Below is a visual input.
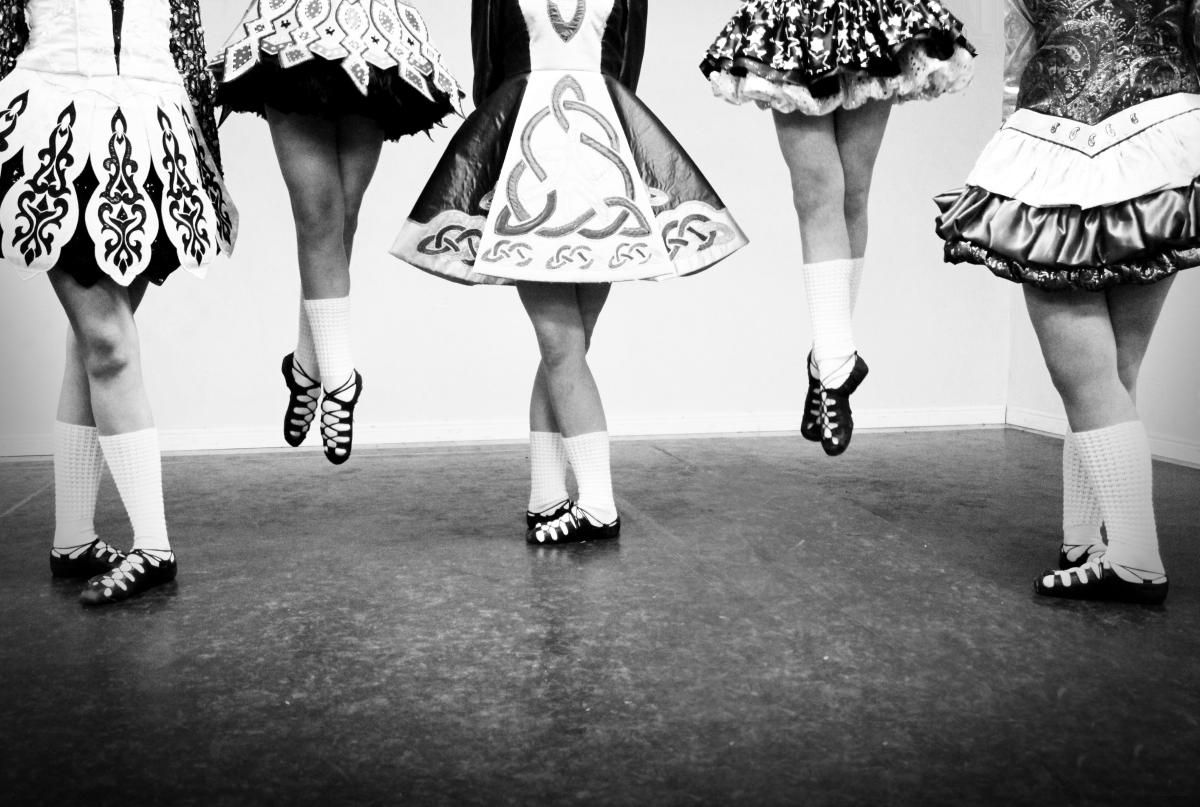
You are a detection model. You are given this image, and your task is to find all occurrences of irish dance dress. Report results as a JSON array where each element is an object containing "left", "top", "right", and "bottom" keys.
[
  {"left": 210, "top": 0, "right": 463, "bottom": 140},
  {"left": 935, "top": 0, "right": 1200, "bottom": 290},
  {"left": 391, "top": 0, "right": 749, "bottom": 285},
  {"left": 700, "top": 1, "right": 976, "bottom": 115},
  {"left": 0, "top": 0, "right": 237, "bottom": 287}
]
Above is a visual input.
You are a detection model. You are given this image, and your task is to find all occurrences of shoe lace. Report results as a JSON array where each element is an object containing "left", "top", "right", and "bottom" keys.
[
  {"left": 533, "top": 507, "right": 581, "bottom": 543},
  {"left": 321, "top": 374, "right": 360, "bottom": 458},
  {"left": 1048, "top": 556, "right": 1105, "bottom": 587}
]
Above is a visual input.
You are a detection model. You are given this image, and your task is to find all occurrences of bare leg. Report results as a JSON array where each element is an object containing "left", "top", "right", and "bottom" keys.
[
  {"left": 1108, "top": 277, "right": 1175, "bottom": 403},
  {"left": 1023, "top": 287, "right": 1131, "bottom": 432},
  {"left": 335, "top": 114, "right": 384, "bottom": 262},
  {"left": 834, "top": 98, "right": 891, "bottom": 311},
  {"left": 773, "top": 110, "right": 849, "bottom": 262},
  {"left": 1025, "top": 284, "right": 1167, "bottom": 593},
  {"left": 266, "top": 108, "right": 348, "bottom": 300},
  {"left": 49, "top": 274, "right": 152, "bottom": 436}
]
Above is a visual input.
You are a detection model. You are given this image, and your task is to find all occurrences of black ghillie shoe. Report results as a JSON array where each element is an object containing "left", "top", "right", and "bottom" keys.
[
  {"left": 1058, "top": 542, "right": 1106, "bottom": 571},
  {"left": 1034, "top": 558, "right": 1168, "bottom": 605},
  {"left": 281, "top": 353, "right": 320, "bottom": 448},
  {"left": 816, "top": 354, "right": 869, "bottom": 457},
  {"left": 800, "top": 351, "right": 822, "bottom": 443},
  {"left": 80, "top": 549, "right": 178, "bottom": 606},
  {"left": 525, "top": 504, "right": 620, "bottom": 545},
  {"left": 50, "top": 539, "right": 124, "bottom": 579},
  {"left": 320, "top": 371, "right": 363, "bottom": 465},
  {"left": 526, "top": 499, "right": 573, "bottom": 529}
]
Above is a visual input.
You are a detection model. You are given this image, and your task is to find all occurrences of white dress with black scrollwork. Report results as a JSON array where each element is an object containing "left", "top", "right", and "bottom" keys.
[{"left": 0, "top": 0, "right": 237, "bottom": 287}]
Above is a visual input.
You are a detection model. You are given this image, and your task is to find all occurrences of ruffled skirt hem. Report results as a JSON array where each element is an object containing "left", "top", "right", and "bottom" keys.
[
  {"left": 214, "top": 57, "right": 459, "bottom": 140},
  {"left": 702, "top": 38, "right": 975, "bottom": 115},
  {"left": 934, "top": 184, "right": 1200, "bottom": 291}
]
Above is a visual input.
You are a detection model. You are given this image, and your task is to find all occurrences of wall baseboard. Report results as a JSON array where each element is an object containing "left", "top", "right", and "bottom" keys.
[
  {"left": 1006, "top": 406, "right": 1200, "bottom": 468},
  {"left": 0, "top": 405, "right": 1006, "bottom": 458}
]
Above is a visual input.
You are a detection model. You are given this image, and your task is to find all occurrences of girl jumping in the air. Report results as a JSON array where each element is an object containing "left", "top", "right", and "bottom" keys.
[
  {"left": 211, "top": 0, "right": 463, "bottom": 464},
  {"left": 701, "top": 1, "right": 975, "bottom": 454}
]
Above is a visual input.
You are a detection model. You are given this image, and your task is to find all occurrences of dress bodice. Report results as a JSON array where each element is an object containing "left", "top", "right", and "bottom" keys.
[
  {"left": 471, "top": 0, "right": 646, "bottom": 104},
  {"left": 1015, "top": 0, "right": 1199, "bottom": 123},
  {"left": 18, "top": 0, "right": 178, "bottom": 81}
]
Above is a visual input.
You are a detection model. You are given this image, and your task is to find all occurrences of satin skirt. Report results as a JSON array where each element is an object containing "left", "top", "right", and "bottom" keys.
[{"left": 935, "top": 94, "right": 1200, "bottom": 291}]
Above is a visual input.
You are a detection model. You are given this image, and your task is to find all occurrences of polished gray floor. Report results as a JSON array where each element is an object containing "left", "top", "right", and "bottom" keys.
[{"left": 0, "top": 429, "right": 1197, "bottom": 806}]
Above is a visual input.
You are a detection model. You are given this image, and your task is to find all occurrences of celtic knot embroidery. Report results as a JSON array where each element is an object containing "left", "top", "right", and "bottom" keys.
[
  {"left": 548, "top": 0, "right": 586, "bottom": 42},
  {"left": 547, "top": 245, "right": 593, "bottom": 270},
  {"left": 157, "top": 107, "right": 210, "bottom": 263},
  {"left": 495, "top": 75, "right": 652, "bottom": 242},
  {"left": 0, "top": 91, "right": 28, "bottom": 151},
  {"left": 96, "top": 109, "right": 150, "bottom": 277},
  {"left": 13, "top": 104, "right": 77, "bottom": 264},
  {"left": 418, "top": 223, "right": 482, "bottom": 265},
  {"left": 608, "top": 242, "right": 652, "bottom": 269},
  {"left": 481, "top": 240, "right": 533, "bottom": 266},
  {"left": 662, "top": 213, "right": 732, "bottom": 259}
]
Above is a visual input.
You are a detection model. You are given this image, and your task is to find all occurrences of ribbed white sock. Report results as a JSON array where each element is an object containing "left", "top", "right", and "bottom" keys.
[
  {"left": 849, "top": 257, "right": 865, "bottom": 313},
  {"left": 294, "top": 299, "right": 319, "bottom": 381},
  {"left": 303, "top": 296, "right": 354, "bottom": 392},
  {"left": 53, "top": 422, "right": 104, "bottom": 551},
  {"left": 803, "top": 258, "right": 856, "bottom": 388},
  {"left": 1072, "top": 422, "right": 1163, "bottom": 579},
  {"left": 1062, "top": 429, "right": 1105, "bottom": 562},
  {"left": 529, "top": 431, "right": 569, "bottom": 514},
  {"left": 562, "top": 432, "right": 617, "bottom": 526},
  {"left": 99, "top": 428, "right": 170, "bottom": 553}
]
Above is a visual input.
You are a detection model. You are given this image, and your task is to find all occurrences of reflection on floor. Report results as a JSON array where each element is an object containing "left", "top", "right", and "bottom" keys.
[{"left": 1, "top": 429, "right": 1197, "bottom": 806}]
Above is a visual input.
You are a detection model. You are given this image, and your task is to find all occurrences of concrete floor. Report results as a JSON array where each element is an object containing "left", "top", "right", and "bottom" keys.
[{"left": 0, "top": 429, "right": 1197, "bottom": 806}]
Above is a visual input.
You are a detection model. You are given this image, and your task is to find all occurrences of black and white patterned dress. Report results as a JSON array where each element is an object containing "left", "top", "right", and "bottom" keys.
[
  {"left": 391, "top": 0, "right": 749, "bottom": 285},
  {"left": 700, "top": 0, "right": 975, "bottom": 115},
  {"left": 0, "top": 0, "right": 237, "bottom": 287},
  {"left": 210, "top": 0, "right": 464, "bottom": 140},
  {"left": 935, "top": 0, "right": 1200, "bottom": 290}
]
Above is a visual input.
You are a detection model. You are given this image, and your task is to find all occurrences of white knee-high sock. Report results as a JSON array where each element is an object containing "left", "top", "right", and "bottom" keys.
[
  {"left": 99, "top": 429, "right": 170, "bottom": 553},
  {"left": 1062, "top": 429, "right": 1104, "bottom": 560},
  {"left": 303, "top": 296, "right": 354, "bottom": 393},
  {"left": 1072, "top": 422, "right": 1163, "bottom": 579},
  {"left": 529, "top": 431, "right": 569, "bottom": 514},
  {"left": 294, "top": 299, "right": 319, "bottom": 380},
  {"left": 849, "top": 257, "right": 865, "bottom": 314},
  {"left": 53, "top": 422, "right": 104, "bottom": 551},
  {"left": 562, "top": 432, "right": 617, "bottom": 525},
  {"left": 803, "top": 258, "right": 856, "bottom": 388}
]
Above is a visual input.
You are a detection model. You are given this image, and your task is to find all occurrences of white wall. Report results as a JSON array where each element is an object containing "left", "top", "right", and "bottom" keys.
[{"left": 1, "top": 1, "right": 1020, "bottom": 456}]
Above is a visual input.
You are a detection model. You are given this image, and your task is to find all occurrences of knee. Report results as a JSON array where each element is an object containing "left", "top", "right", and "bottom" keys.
[
  {"left": 788, "top": 169, "right": 845, "bottom": 224},
  {"left": 290, "top": 193, "right": 345, "bottom": 245},
  {"left": 1116, "top": 355, "right": 1142, "bottom": 399},
  {"left": 842, "top": 182, "right": 872, "bottom": 225},
  {"left": 77, "top": 322, "right": 136, "bottom": 381},
  {"left": 535, "top": 325, "right": 587, "bottom": 371}
]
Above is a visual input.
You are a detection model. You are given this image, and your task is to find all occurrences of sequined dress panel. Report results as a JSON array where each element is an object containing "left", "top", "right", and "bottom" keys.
[{"left": 935, "top": 0, "right": 1200, "bottom": 290}]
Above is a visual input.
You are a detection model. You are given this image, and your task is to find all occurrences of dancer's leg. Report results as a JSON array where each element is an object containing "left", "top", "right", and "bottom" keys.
[
  {"left": 834, "top": 99, "right": 891, "bottom": 309},
  {"left": 519, "top": 283, "right": 617, "bottom": 531},
  {"left": 1025, "top": 285, "right": 1169, "bottom": 598}
]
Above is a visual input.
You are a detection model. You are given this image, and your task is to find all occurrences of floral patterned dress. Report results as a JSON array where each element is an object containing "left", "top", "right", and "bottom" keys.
[
  {"left": 210, "top": 0, "right": 463, "bottom": 140},
  {"left": 391, "top": 0, "right": 748, "bottom": 285},
  {"left": 935, "top": 0, "right": 1200, "bottom": 290},
  {"left": 700, "top": 0, "right": 976, "bottom": 115},
  {"left": 0, "top": 0, "right": 237, "bottom": 287}
]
